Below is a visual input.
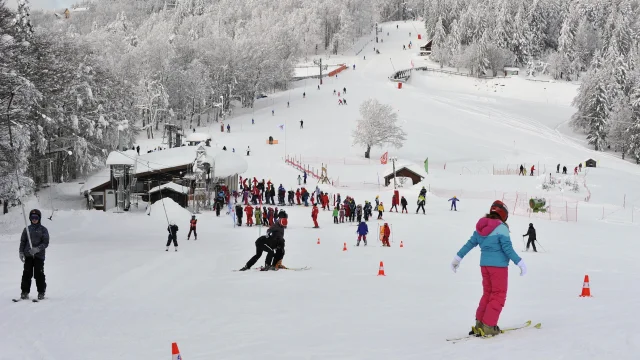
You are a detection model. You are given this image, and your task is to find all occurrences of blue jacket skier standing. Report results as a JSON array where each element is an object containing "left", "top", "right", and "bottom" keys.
[{"left": 449, "top": 196, "right": 460, "bottom": 211}]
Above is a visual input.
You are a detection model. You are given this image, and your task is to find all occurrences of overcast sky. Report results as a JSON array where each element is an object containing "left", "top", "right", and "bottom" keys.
[{"left": 6, "top": 0, "right": 77, "bottom": 10}]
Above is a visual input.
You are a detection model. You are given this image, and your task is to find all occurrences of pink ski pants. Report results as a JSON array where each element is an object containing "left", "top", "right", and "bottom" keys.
[{"left": 476, "top": 266, "right": 508, "bottom": 327}]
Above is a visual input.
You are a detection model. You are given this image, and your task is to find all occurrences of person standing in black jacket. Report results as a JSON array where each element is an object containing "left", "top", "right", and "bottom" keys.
[
  {"left": 19, "top": 209, "right": 50, "bottom": 301},
  {"left": 400, "top": 196, "right": 408, "bottom": 213},
  {"left": 166, "top": 221, "right": 179, "bottom": 252},
  {"left": 523, "top": 223, "right": 537, "bottom": 252},
  {"left": 235, "top": 204, "right": 243, "bottom": 226},
  {"left": 239, "top": 218, "right": 287, "bottom": 271}
]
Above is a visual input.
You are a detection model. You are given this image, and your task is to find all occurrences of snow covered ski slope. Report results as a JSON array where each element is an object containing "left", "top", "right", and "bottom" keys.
[{"left": 1, "top": 20, "right": 640, "bottom": 360}]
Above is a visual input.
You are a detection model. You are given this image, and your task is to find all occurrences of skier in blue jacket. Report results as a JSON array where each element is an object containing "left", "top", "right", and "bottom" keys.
[
  {"left": 356, "top": 221, "right": 368, "bottom": 246},
  {"left": 450, "top": 200, "right": 527, "bottom": 337},
  {"left": 448, "top": 196, "right": 460, "bottom": 211}
]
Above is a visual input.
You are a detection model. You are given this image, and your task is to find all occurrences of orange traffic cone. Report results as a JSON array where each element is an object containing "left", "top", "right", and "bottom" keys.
[
  {"left": 171, "top": 342, "right": 182, "bottom": 360},
  {"left": 317, "top": 238, "right": 320, "bottom": 245},
  {"left": 343, "top": 242, "right": 347, "bottom": 251},
  {"left": 579, "top": 275, "right": 592, "bottom": 297},
  {"left": 400, "top": 241, "right": 404, "bottom": 248},
  {"left": 377, "top": 261, "right": 386, "bottom": 276}
]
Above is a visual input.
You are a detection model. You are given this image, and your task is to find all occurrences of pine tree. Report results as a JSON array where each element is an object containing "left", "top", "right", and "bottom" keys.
[{"left": 571, "top": 54, "right": 612, "bottom": 151}]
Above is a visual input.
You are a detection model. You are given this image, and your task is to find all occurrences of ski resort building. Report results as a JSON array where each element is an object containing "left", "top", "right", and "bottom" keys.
[
  {"left": 81, "top": 145, "right": 247, "bottom": 212},
  {"left": 383, "top": 164, "right": 425, "bottom": 187}
]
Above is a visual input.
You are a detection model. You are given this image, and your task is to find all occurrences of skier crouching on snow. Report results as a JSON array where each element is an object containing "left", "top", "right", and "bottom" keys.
[
  {"left": 19, "top": 209, "right": 50, "bottom": 301},
  {"left": 450, "top": 200, "right": 527, "bottom": 337},
  {"left": 166, "top": 221, "right": 179, "bottom": 252},
  {"left": 239, "top": 218, "right": 288, "bottom": 271}
]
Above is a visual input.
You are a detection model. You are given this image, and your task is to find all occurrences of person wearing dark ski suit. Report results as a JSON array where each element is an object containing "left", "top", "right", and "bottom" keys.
[
  {"left": 523, "top": 223, "right": 537, "bottom": 252},
  {"left": 401, "top": 196, "right": 408, "bottom": 213},
  {"left": 239, "top": 218, "right": 287, "bottom": 271},
  {"left": 19, "top": 209, "right": 50, "bottom": 300},
  {"left": 235, "top": 204, "right": 243, "bottom": 226},
  {"left": 188, "top": 216, "right": 197, "bottom": 240},
  {"left": 356, "top": 221, "right": 368, "bottom": 246},
  {"left": 449, "top": 196, "right": 460, "bottom": 211},
  {"left": 166, "top": 222, "right": 179, "bottom": 251},
  {"left": 417, "top": 195, "right": 426, "bottom": 214}
]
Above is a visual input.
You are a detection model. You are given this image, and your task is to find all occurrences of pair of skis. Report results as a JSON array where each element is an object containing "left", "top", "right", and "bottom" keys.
[
  {"left": 12, "top": 297, "right": 45, "bottom": 303},
  {"left": 233, "top": 266, "right": 311, "bottom": 272},
  {"left": 446, "top": 320, "right": 541, "bottom": 343}
]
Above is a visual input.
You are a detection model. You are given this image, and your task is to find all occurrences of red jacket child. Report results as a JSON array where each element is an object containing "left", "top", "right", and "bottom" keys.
[
  {"left": 382, "top": 223, "right": 391, "bottom": 247},
  {"left": 311, "top": 204, "right": 319, "bottom": 228},
  {"left": 296, "top": 189, "right": 301, "bottom": 205},
  {"left": 245, "top": 205, "right": 254, "bottom": 226}
]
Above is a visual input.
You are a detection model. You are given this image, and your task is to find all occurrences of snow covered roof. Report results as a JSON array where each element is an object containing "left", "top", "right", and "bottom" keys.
[
  {"left": 135, "top": 145, "right": 247, "bottom": 178},
  {"left": 382, "top": 162, "right": 427, "bottom": 178},
  {"left": 105, "top": 150, "right": 137, "bottom": 166},
  {"left": 148, "top": 182, "right": 190, "bottom": 195},
  {"left": 79, "top": 168, "right": 111, "bottom": 194},
  {"left": 186, "top": 132, "right": 212, "bottom": 143}
]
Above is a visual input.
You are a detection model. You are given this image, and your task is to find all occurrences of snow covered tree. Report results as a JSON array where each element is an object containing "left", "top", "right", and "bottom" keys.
[
  {"left": 571, "top": 56, "right": 612, "bottom": 151},
  {"left": 352, "top": 99, "right": 407, "bottom": 159},
  {"left": 431, "top": 16, "right": 448, "bottom": 67}
]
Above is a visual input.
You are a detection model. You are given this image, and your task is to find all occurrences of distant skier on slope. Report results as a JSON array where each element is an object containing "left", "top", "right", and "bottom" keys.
[
  {"left": 238, "top": 218, "right": 287, "bottom": 271},
  {"left": 523, "top": 223, "right": 537, "bottom": 252},
  {"left": 449, "top": 196, "right": 460, "bottom": 211},
  {"left": 187, "top": 215, "right": 197, "bottom": 240},
  {"left": 450, "top": 200, "right": 526, "bottom": 337}
]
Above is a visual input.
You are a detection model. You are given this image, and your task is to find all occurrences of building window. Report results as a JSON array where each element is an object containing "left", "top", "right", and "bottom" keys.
[{"left": 92, "top": 193, "right": 104, "bottom": 206}]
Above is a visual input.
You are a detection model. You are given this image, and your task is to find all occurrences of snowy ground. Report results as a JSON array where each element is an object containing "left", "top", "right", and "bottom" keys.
[{"left": 1, "top": 20, "right": 640, "bottom": 359}]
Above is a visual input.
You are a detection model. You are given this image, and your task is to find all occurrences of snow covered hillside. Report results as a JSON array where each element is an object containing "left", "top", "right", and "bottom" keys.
[{"left": 1, "top": 20, "right": 640, "bottom": 360}]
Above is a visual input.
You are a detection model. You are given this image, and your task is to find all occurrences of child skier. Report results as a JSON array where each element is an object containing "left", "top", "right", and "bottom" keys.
[
  {"left": 377, "top": 202, "right": 384, "bottom": 219},
  {"left": 166, "top": 221, "right": 179, "bottom": 251},
  {"left": 255, "top": 207, "right": 262, "bottom": 226},
  {"left": 311, "top": 204, "right": 319, "bottom": 228},
  {"left": 356, "top": 221, "right": 368, "bottom": 246},
  {"left": 245, "top": 205, "right": 254, "bottom": 226},
  {"left": 18, "top": 209, "right": 50, "bottom": 301},
  {"left": 333, "top": 206, "right": 339, "bottom": 224},
  {"left": 381, "top": 223, "right": 391, "bottom": 247},
  {"left": 339, "top": 205, "right": 345, "bottom": 223},
  {"left": 523, "top": 223, "right": 537, "bottom": 252},
  {"left": 188, "top": 215, "right": 197, "bottom": 240},
  {"left": 449, "top": 196, "right": 460, "bottom": 211},
  {"left": 235, "top": 204, "right": 243, "bottom": 226},
  {"left": 450, "top": 200, "right": 527, "bottom": 337}
]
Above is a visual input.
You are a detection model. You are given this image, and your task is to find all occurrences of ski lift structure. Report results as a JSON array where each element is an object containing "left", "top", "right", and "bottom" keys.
[
  {"left": 105, "top": 150, "right": 137, "bottom": 213},
  {"left": 184, "top": 144, "right": 214, "bottom": 213}
]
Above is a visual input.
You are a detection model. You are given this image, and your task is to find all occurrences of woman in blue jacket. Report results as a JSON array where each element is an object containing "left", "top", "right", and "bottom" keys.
[{"left": 450, "top": 200, "right": 527, "bottom": 337}]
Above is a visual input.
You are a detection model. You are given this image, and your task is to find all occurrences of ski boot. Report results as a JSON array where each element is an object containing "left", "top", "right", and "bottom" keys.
[
  {"left": 20, "top": 292, "right": 29, "bottom": 300},
  {"left": 364, "top": 241, "right": 367, "bottom": 246},
  {"left": 476, "top": 322, "right": 501, "bottom": 337},
  {"left": 239, "top": 265, "right": 250, "bottom": 271},
  {"left": 356, "top": 241, "right": 360, "bottom": 246},
  {"left": 175, "top": 247, "right": 178, "bottom": 252},
  {"left": 165, "top": 247, "right": 169, "bottom": 252},
  {"left": 37, "top": 293, "right": 45, "bottom": 300},
  {"left": 469, "top": 320, "right": 482, "bottom": 336}
]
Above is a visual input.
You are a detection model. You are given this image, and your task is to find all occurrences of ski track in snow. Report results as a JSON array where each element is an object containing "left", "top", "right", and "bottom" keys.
[{"left": 2, "top": 20, "right": 640, "bottom": 360}]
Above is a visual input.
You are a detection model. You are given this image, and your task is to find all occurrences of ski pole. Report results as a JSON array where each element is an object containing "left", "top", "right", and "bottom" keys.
[{"left": 535, "top": 239, "right": 546, "bottom": 252}]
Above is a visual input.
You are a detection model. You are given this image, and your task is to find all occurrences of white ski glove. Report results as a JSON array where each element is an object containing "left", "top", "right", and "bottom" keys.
[
  {"left": 450, "top": 255, "right": 462, "bottom": 273},
  {"left": 19, "top": 252, "right": 25, "bottom": 263},
  {"left": 517, "top": 259, "right": 527, "bottom": 276}
]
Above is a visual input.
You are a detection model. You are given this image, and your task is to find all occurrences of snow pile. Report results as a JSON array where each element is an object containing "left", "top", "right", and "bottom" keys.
[
  {"left": 146, "top": 197, "right": 191, "bottom": 225},
  {"left": 186, "top": 132, "right": 211, "bottom": 143}
]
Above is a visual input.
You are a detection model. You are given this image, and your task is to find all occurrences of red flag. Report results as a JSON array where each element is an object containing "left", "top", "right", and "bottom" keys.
[{"left": 380, "top": 152, "right": 388, "bottom": 165}]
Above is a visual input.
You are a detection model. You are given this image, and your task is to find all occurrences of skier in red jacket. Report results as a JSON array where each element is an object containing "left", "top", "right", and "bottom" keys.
[
  {"left": 245, "top": 205, "right": 254, "bottom": 226},
  {"left": 295, "top": 189, "right": 301, "bottom": 205},
  {"left": 312, "top": 204, "right": 319, "bottom": 228},
  {"left": 188, "top": 215, "right": 197, "bottom": 240}
]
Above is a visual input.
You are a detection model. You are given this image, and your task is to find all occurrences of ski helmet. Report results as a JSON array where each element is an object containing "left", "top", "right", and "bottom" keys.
[
  {"left": 279, "top": 217, "right": 288, "bottom": 228},
  {"left": 29, "top": 209, "right": 41, "bottom": 223},
  {"left": 489, "top": 200, "right": 509, "bottom": 222}
]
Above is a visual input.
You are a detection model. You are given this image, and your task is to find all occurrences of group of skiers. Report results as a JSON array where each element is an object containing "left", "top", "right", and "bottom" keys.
[
  {"left": 519, "top": 162, "right": 584, "bottom": 176},
  {"left": 234, "top": 203, "right": 288, "bottom": 228}
]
